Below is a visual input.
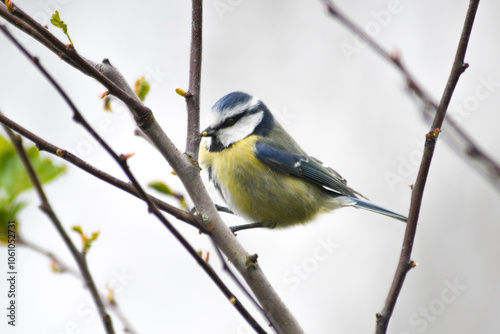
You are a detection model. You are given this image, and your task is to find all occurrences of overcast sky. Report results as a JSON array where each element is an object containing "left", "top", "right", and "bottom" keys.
[{"left": 1, "top": 0, "right": 499, "bottom": 333}]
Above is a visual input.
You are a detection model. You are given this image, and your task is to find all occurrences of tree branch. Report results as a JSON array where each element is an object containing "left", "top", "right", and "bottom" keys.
[
  {"left": 17, "top": 235, "right": 139, "bottom": 334},
  {"left": 210, "top": 239, "right": 273, "bottom": 328},
  {"left": 0, "top": 2, "right": 304, "bottom": 331},
  {"left": 0, "top": 111, "right": 200, "bottom": 229},
  {"left": 0, "top": 3, "right": 152, "bottom": 122},
  {"left": 1, "top": 121, "right": 115, "bottom": 334},
  {"left": 0, "top": 24, "right": 268, "bottom": 333},
  {"left": 322, "top": 0, "right": 500, "bottom": 193},
  {"left": 185, "top": 0, "right": 203, "bottom": 158},
  {"left": 375, "top": 1, "right": 480, "bottom": 333},
  {"left": 0, "top": 4, "right": 84, "bottom": 72}
]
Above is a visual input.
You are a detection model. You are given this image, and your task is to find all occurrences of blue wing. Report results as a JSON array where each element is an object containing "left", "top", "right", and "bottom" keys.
[
  {"left": 255, "top": 142, "right": 408, "bottom": 222},
  {"left": 255, "top": 142, "right": 361, "bottom": 198}
]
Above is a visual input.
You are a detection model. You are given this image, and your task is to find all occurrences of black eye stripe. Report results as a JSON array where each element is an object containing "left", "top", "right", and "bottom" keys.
[
  {"left": 217, "top": 106, "right": 263, "bottom": 130},
  {"left": 225, "top": 117, "right": 237, "bottom": 126},
  {"left": 220, "top": 113, "right": 245, "bottom": 128}
]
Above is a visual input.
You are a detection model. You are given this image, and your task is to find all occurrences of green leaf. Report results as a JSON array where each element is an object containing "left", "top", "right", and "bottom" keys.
[
  {"left": 50, "top": 11, "right": 73, "bottom": 46},
  {"left": 0, "top": 135, "right": 66, "bottom": 201},
  {"left": 0, "top": 199, "right": 23, "bottom": 244},
  {"left": 72, "top": 225, "right": 100, "bottom": 253},
  {"left": 149, "top": 180, "right": 188, "bottom": 209},
  {"left": 87, "top": 231, "right": 100, "bottom": 247},
  {"left": 0, "top": 134, "right": 66, "bottom": 238},
  {"left": 103, "top": 96, "right": 113, "bottom": 112},
  {"left": 71, "top": 225, "right": 83, "bottom": 235},
  {"left": 149, "top": 181, "right": 175, "bottom": 195},
  {"left": 5, "top": 0, "right": 13, "bottom": 12},
  {"left": 134, "top": 77, "right": 151, "bottom": 102}
]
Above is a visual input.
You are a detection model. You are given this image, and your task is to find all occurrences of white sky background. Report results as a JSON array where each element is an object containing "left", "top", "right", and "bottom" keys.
[{"left": 1, "top": 0, "right": 499, "bottom": 333}]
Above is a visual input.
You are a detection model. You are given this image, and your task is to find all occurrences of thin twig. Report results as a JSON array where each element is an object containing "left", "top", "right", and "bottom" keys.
[
  {"left": 185, "top": 0, "right": 203, "bottom": 158},
  {"left": 0, "top": 24, "right": 267, "bottom": 333},
  {"left": 322, "top": 0, "right": 500, "bottom": 193},
  {"left": 374, "top": 1, "right": 480, "bottom": 333},
  {"left": 1, "top": 122, "right": 115, "bottom": 334},
  {"left": 0, "top": 2, "right": 152, "bottom": 122},
  {"left": 107, "top": 300, "right": 139, "bottom": 334},
  {"left": 17, "top": 235, "right": 139, "bottom": 334},
  {"left": 210, "top": 239, "right": 273, "bottom": 331},
  {"left": 0, "top": 112, "right": 200, "bottom": 229},
  {"left": 184, "top": 2, "right": 269, "bottom": 329},
  {"left": 17, "top": 235, "right": 79, "bottom": 277},
  {"left": 1, "top": 3, "right": 304, "bottom": 331},
  {"left": 0, "top": 4, "right": 84, "bottom": 72}
]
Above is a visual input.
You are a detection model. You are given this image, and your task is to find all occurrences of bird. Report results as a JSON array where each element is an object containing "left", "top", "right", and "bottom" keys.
[{"left": 199, "top": 92, "right": 407, "bottom": 233}]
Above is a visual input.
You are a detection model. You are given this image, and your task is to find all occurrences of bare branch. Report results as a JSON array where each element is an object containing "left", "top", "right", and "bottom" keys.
[
  {"left": 1, "top": 118, "right": 115, "bottom": 334},
  {"left": 0, "top": 3, "right": 152, "bottom": 122},
  {"left": 0, "top": 112, "right": 200, "bottom": 229},
  {"left": 322, "top": 0, "right": 500, "bottom": 193},
  {"left": 375, "top": 1, "right": 481, "bottom": 333},
  {"left": 0, "top": 3, "right": 304, "bottom": 331},
  {"left": 0, "top": 24, "right": 268, "bottom": 333},
  {"left": 18, "top": 236, "right": 139, "bottom": 334},
  {"left": 185, "top": 0, "right": 203, "bottom": 158},
  {"left": 210, "top": 239, "right": 274, "bottom": 330},
  {"left": 0, "top": 4, "right": 84, "bottom": 72}
]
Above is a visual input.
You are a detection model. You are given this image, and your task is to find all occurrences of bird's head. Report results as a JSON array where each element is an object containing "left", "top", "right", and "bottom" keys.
[{"left": 201, "top": 92, "right": 275, "bottom": 151}]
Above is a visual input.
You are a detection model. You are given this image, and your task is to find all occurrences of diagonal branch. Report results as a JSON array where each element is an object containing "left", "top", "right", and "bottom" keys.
[
  {"left": 210, "top": 239, "right": 273, "bottom": 327},
  {"left": 0, "top": 99, "right": 264, "bottom": 332},
  {"left": 375, "top": 1, "right": 480, "bottom": 333},
  {"left": 0, "top": 2, "right": 304, "bottom": 331},
  {"left": 0, "top": 2, "right": 152, "bottom": 121},
  {"left": 0, "top": 24, "right": 268, "bottom": 334},
  {"left": 322, "top": 0, "right": 500, "bottom": 193},
  {"left": 1, "top": 122, "right": 116, "bottom": 334},
  {"left": 0, "top": 112, "right": 200, "bottom": 229},
  {"left": 17, "top": 235, "right": 139, "bottom": 334}
]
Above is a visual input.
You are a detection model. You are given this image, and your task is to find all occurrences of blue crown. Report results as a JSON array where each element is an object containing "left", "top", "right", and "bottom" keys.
[{"left": 213, "top": 91, "right": 253, "bottom": 111}]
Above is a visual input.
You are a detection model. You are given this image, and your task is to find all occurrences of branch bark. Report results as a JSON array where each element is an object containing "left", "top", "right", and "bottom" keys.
[
  {"left": 375, "top": 1, "right": 480, "bottom": 333},
  {"left": 0, "top": 111, "right": 199, "bottom": 228},
  {"left": 1, "top": 121, "right": 115, "bottom": 334},
  {"left": 185, "top": 0, "right": 203, "bottom": 158},
  {"left": 17, "top": 235, "right": 139, "bottom": 334},
  {"left": 323, "top": 0, "right": 500, "bottom": 193},
  {"left": 0, "top": 2, "right": 304, "bottom": 331},
  {"left": 0, "top": 23, "right": 268, "bottom": 333}
]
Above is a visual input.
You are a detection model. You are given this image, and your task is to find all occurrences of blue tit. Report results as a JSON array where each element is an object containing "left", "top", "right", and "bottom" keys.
[{"left": 199, "top": 92, "right": 407, "bottom": 232}]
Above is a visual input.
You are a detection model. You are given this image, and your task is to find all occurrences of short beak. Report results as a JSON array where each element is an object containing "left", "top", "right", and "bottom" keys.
[{"left": 200, "top": 126, "right": 216, "bottom": 138}]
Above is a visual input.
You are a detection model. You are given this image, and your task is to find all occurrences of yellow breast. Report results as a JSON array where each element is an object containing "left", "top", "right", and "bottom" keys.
[{"left": 199, "top": 135, "right": 329, "bottom": 228}]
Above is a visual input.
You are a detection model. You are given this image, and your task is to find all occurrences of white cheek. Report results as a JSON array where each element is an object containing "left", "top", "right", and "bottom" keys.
[
  {"left": 202, "top": 137, "right": 212, "bottom": 150},
  {"left": 218, "top": 112, "right": 263, "bottom": 147}
]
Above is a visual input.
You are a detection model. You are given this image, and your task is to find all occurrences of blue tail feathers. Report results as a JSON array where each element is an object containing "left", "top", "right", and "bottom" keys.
[{"left": 349, "top": 197, "right": 407, "bottom": 223}]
